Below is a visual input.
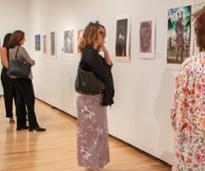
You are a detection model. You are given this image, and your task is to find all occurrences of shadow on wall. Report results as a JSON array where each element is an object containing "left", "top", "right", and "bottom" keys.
[{"left": 154, "top": 68, "right": 178, "bottom": 164}]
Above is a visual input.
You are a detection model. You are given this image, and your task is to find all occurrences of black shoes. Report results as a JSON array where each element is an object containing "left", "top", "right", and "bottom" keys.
[
  {"left": 16, "top": 125, "right": 46, "bottom": 132},
  {"left": 16, "top": 126, "right": 29, "bottom": 131},
  {"left": 29, "top": 126, "right": 46, "bottom": 132}
]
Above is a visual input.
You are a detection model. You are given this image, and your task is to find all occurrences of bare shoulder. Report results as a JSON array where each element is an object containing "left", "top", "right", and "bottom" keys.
[
  {"left": 0, "top": 47, "right": 7, "bottom": 53},
  {"left": 0, "top": 47, "right": 7, "bottom": 57}
]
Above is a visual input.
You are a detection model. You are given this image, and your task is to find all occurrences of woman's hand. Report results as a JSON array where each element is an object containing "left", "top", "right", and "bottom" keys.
[
  {"left": 101, "top": 45, "right": 112, "bottom": 66},
  {"left": 100, "top": 45, "right": 108, "bottom": 53}
]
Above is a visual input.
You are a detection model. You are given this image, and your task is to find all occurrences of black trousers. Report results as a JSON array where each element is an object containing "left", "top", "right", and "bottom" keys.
[
  {"left": 16, "top": 78, "right": 39, "bottom": 128},
  {"left": 1, "top": 68, "right": 27, "bottom": 127},
  {"left": 15, "top": 89, "right": 27, "bottom": 128},
  {"left": 1, "top": 68, "right": 16, "bottom": 118}
]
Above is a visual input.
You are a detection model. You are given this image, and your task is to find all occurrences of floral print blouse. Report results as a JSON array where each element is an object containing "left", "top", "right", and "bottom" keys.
[{"left": 171, "top": 53, "right": 205, "bottom": 171}]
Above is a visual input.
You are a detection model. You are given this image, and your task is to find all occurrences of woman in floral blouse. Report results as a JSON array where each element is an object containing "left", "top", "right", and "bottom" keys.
[{"left": 171, "top": 6, "right": 205, "bottom": 171}]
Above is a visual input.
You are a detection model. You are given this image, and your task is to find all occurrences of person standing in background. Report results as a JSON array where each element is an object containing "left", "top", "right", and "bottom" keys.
[
  {"left": 1, "top": 33, "right": 19, "bottom": 124},
  {"left": 9, "top": 30, "right": 46, "bottom": 132},
  {"left": 76, "top": 22, "right": 114, "bottom": 171}
]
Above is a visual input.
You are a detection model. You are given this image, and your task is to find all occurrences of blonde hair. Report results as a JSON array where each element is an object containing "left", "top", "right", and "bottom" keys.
[{"left": 78, "top": 22, "right": 105, "bottom": 52}]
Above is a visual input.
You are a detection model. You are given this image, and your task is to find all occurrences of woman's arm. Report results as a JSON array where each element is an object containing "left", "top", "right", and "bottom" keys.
[
  {"left": 84, "top": 47, "right": 108, "bottom": 81},
  {"left": 0, "top": 47, "right": 9, "bottom": 68},
  {"left": 83, "top": 47, "right": 114, "bottom": 105},
  {"left": 19, "top": 46, "right": 35, "bottom": 66},
  {"left": 101, "top": 45, "right": 112, "bottom": 66}
]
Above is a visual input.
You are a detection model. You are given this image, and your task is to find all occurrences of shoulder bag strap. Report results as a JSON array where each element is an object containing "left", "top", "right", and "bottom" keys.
[
  {"left": 6, "top": 47, "right": 9, "bottom": 62},
  {"left": 15, "top": 46, "right": 20, "bottom": 59}
]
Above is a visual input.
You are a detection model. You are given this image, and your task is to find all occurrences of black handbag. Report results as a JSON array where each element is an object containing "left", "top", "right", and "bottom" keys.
[
  {"left": 7, "top": 46, "right": 31, "bottom": 78},
  {"left": 75, "top": 66, "right": 105, "bottom": 95}
]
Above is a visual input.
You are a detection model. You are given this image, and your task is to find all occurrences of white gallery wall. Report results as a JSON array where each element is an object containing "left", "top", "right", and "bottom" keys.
[
  {"left": 27, "top": 0, "right": 196, "bottom": 164},
  {"left": 0, "top": 0, "right": 30, "bottom": 94}
]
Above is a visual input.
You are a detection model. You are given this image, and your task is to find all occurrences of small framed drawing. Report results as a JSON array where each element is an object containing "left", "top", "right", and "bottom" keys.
[
  {"left": 43, "top": 35, "right": 47, "bottom": 54},
  {"left": 114, "top": 13, "right": 130, "bottom": 62},
  {"left": 64, "top": 30, "right": 74, "bottom": 55},
  {"left": 35, "top": 34, "right": 41, "bottom": 51},
  {"left": 50, "top": 31, "right": 57, "bottom": 56},
  {"left": 138, "top": 18, "right": 155, "bottom": 59}
]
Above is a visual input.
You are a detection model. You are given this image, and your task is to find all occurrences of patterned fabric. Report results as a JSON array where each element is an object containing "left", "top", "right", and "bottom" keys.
[
  {"left": 171, "top": 53, "right": 205, "bottom": 171},
  {"left": 76, "top": 94, "right": 110, "bottom": 169}
]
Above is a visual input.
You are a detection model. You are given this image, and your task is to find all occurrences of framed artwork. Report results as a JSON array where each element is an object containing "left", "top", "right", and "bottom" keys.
[
  {"left": 50, "top": 32, "right": 56, "bottom": 56},
  {"left": 138, "top": 18, "right": 155, "bottom": 59},
  {"left": 115, "top": 14, "right": 130, "bottom": 62},
  {"left": 167, "top": 5, "right": 192, "bottom": 64},
  {"left": 43, "top": 35, "right": 47, "bottom": 54},
  {"left": 35, "top": 34, "right": 41, "bottom": 51},
  {"left": 64, "top": 30, "right": 74, "bottom": 55},
  {"left": 76, "top": 29, "right": 84, "bottom": 55}
]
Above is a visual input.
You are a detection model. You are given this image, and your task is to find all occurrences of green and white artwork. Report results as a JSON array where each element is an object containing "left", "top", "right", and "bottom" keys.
[{"left": 167, "top": 5, "right": 191, "bottom": 64}]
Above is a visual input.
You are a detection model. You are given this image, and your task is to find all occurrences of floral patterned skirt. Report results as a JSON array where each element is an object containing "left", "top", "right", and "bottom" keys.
[{"left": 76, "top": 94, "right": 110, "bottom": 169}]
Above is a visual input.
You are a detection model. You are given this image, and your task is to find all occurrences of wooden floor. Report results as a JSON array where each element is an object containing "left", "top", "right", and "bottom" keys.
[{"left": 0, "top": 98, "right": 171, "bottom": 171}]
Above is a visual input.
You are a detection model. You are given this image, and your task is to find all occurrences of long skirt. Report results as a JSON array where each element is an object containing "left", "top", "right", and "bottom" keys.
[{"left": 76, "top": 94, "right": 110, "bottom": 169}]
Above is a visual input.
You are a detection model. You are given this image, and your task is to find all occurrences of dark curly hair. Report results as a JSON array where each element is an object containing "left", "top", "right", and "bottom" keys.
[{"left": 193, "top": 6, "right": 205, "bottom": 51}]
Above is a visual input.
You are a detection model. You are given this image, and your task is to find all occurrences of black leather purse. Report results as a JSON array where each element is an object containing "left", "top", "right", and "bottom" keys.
[
  {"left": 7, "top": 46, "right": 31, "bottom": 78},
  {"left": 75, "top": 66, "right": 105, "bottom": 95}
]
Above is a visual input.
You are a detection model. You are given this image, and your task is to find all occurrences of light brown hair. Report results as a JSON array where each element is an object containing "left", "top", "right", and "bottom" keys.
[
  {"left": 193, "top": 6, "right": 205, "bottom": 51},
  {"left": 78, "top": 22, "right": 105, "bottom": 52}
]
